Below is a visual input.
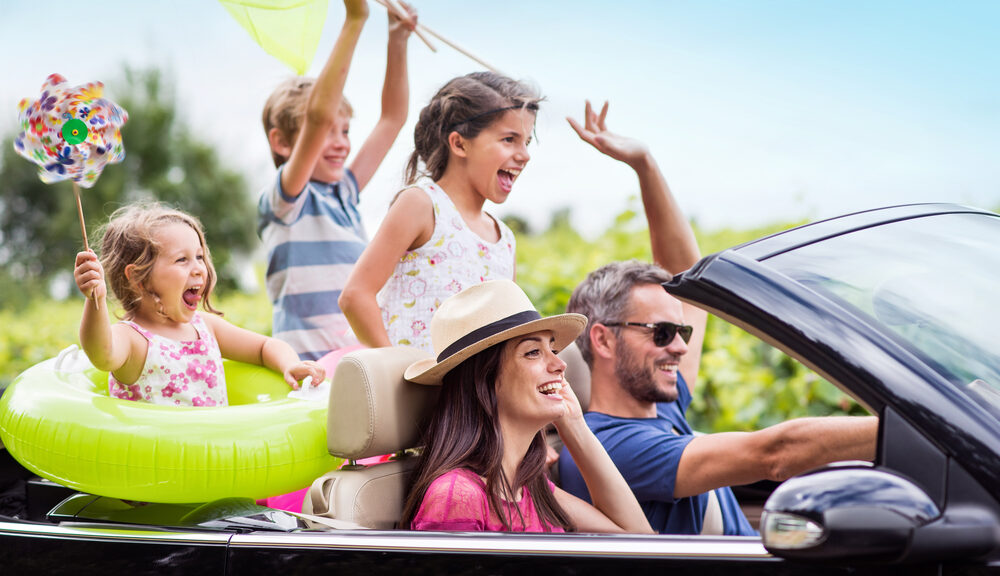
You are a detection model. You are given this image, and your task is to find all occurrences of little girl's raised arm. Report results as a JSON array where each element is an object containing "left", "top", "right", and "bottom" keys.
[
  {"left": 202, "top": 314, "right": 325, "bottom": 389},
  {"left": 74, "top": 250, "right": 136, "bottom": 374}
]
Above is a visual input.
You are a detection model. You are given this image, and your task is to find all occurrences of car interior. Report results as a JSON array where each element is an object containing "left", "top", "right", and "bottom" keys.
[
  {"left": 304, "top": 343, "right": 772, "bottom": 531},
  {"left": 307, "top": 344, "right": 592, "bottom": 530},
  {"left": 1, "top": 342, "right": 773, "bottom": 533}
]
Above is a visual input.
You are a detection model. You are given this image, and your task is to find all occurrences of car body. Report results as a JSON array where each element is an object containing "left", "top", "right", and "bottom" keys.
[
  {"left": 2, "top": 203, "right": 998, "bottom": 574},
  {"left": 664, "top": 202, "right": 1000, "bottom": 568}
]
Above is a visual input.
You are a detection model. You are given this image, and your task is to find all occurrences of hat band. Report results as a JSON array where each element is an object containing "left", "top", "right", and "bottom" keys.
[{"left": 436, "top": 310, "right": 541, "bottom": 362}]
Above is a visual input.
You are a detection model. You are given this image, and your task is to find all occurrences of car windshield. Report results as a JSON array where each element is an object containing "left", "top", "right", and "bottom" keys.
[{"left": 763, "top": 212, "right": 1000, "bottom": 420}]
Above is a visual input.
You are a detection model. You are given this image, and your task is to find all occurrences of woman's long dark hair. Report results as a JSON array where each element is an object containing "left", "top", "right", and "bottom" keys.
[{"left": 401, "top": 341, "right": 574, "bottom": 531}]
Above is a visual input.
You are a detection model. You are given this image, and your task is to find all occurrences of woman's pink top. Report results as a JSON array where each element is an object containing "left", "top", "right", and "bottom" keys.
[{"left": 411, "top": 468, "right": 565, "bottom": 532}]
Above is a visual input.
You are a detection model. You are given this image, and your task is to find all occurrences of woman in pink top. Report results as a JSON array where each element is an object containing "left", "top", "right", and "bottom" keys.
[{"left": 401, "top": 280, "right": 653, "bottom": 533}]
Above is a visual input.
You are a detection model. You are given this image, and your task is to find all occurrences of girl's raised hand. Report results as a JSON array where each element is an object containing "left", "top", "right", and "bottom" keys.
[
  {"left": 387, "top": 0, "right": 418, "bottom": 33},
  {"left": 74, "top": 250, "right": 106, "bottom": 302},
  {"left": 567, "top": 100, "right": 650, "bottom": 168},
  {"left": 284, "top": 361, "right": 326, "bottom": 390}
]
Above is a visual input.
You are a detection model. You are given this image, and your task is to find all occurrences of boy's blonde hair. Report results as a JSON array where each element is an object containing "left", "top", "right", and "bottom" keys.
[
  {"left": 98, "top": 203, "right": 220, "bottom": 318},
  {"left": 262, "top": 77, "right": 355, "bottom": 168}
]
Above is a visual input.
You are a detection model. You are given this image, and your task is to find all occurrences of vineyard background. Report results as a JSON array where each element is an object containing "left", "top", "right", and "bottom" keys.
[{"left": 0, "top": 202, "right": 866, "bottom": 433}]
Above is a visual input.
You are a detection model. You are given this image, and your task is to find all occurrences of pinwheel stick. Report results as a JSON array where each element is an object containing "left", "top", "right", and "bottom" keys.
[
  {"left": 72, "top": 182, "right": 89, "bottom": 251},
  {"left": 72, "top": 182, "right": 99, "bottom": 310}
]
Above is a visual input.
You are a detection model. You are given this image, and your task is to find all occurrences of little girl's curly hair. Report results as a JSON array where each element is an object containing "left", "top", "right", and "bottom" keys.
[{"left": 97, "top": 203, "right": 220, "bottom": 318}]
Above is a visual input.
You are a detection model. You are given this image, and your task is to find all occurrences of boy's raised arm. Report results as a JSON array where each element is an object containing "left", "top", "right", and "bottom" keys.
[
  {"left": 350, "top": 1, "right": 416, "bottom": 191},
  {"left": 280, "top": 0, "right": 370, "bottom": 198}
]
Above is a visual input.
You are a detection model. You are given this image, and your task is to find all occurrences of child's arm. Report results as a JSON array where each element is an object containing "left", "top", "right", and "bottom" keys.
[
  {"left": 348, "top": 1, "right": 416, "bottom": 191},
  {"left": 74, "top": 251, "right": 144, "bottom": 376},
  {"left": 281, "top": 0, "right": 370, "bottom": 198},
  {"left": 338, "top": 187, "right": 434, "bottom": 347},
  {"left": 568, "top": 100, "right": 707, "bottom": 385},
  {"left": 203, "top": 315, "right": 325, "bottom": 389}
]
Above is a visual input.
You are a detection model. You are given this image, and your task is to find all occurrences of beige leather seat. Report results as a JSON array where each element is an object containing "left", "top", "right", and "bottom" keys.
[{"left": 303, "top": 347, "right": 438, "bottom": 529}]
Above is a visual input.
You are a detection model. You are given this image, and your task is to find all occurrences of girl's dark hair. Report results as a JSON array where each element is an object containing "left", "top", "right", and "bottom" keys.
[
  {"left": 400, "top": 341, "right": 573, "bottom": 531},
  {"left": 405, "top": 71, "right": 542, "bottom": 185}
]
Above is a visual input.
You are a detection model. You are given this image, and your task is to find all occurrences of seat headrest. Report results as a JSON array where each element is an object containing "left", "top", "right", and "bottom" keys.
[
  {"left": 327, "top": 347, "right": 439, "bottom": 460},
  {"left": 559, "top": 342, "right": 591, "bottom": 411}
]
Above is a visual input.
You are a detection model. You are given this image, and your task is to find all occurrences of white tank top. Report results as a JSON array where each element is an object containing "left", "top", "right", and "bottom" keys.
[{"left": 377, "top": 181, "right": 516, "bottom": 353}]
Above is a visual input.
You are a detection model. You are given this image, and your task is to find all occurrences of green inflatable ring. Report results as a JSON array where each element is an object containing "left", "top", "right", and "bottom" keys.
[{"left": 0, "top": 348, "right": 341, "bottom": 503}]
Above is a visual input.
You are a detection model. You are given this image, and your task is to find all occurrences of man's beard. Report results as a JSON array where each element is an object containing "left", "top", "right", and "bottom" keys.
[{"left": 614, "top": 335, "right": 679, "bottom": 404}]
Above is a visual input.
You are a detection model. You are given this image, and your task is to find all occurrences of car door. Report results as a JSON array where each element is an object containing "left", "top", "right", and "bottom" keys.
[{"left": 663, "top": 205, "right": 1000, "bottom": 569}]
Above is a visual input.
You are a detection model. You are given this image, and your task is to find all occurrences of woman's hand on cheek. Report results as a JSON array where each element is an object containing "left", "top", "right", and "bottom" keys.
[
  {"left": 558, "top": 376, "right": 584, "bottom": 421},
  {"left": 553, "top": 376, "right": 587, "bottom": 438}
]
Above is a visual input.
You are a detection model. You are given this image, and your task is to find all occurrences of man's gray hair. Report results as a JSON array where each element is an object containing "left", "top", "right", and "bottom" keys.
[{"left": 566, "top": 260, "right": 673, "bottom": 367}]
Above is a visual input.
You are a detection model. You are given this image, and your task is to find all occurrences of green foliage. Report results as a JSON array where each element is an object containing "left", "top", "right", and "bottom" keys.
[
  {"left": 0, "top": 66, "right": 257, "bottom": 309},
  {"left": 0, "top": 300, "right": 81, "bottom": 389},
  {"left": 0, "top": 279, "right": 270, "bottom": 391},
  {"left": 514, "top": 200, "right": 657, "bottom": 318},
  {"left": 689, "top": 317, "right": 864, "bottom": 432},
  {"left": 513, "top": 200, "right": 861, "bottom": 433},
  {"left": 0, "top": 195, "right": 861, "bottom": 434}
]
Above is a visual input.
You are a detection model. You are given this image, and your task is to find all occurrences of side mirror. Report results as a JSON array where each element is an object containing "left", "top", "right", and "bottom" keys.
[{"left": 761, "top": 464, "right": 998, "bottom": 563}]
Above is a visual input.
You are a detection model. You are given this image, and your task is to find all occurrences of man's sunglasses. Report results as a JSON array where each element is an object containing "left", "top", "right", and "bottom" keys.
[{"left": 603, "top": 321, "right": 694, "bottom": 346}]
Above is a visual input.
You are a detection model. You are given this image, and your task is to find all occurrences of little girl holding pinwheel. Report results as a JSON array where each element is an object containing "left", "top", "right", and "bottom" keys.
[{"left": 74, "top": 203, "right": 324, "bottom": 406}]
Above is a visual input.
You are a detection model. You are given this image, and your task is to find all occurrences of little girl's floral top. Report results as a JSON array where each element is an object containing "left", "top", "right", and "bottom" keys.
[
  {"left": 109, "top": 313, "right": 228, "bottom": 407},
  {"left": 377, "top": 181, "right": 516, "bottom": 353}
]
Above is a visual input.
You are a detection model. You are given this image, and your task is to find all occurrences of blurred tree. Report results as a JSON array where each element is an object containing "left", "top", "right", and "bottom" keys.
[
  {"left": 0, "top": 66, "right": 257, "bottom": 310},
  {"left": 547, "top": 207, "right": 573, "bottom": 232},
  {"left": 501, "top": 213, "right": 532, "bottom": 236}
]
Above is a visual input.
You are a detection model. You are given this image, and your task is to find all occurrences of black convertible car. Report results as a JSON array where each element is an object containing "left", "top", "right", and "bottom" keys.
[{"left": 1, "top": 203, "right": 998, "bottom": 574}]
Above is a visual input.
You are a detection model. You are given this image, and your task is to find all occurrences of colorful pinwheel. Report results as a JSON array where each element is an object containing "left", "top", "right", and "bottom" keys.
[
  {"left": 14, "top": 73, "right": 128, "bottom": 191},
  {"left": 13, "top": 73, "right": 128, "bottom": 253}
]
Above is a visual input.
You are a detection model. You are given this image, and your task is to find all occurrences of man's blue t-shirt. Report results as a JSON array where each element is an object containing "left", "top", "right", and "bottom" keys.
[{"left": 558, "top": 374, "right": 757, "bottom": 536}]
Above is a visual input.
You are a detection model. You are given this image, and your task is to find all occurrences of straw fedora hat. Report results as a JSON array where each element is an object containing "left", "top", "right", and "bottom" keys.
[{"left": 404, "top": 279, "right": 587, "bottom": 385}]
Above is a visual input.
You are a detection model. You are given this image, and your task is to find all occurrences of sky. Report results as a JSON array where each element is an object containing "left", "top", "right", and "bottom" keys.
[{"left": 2, "top": 0, "right": 999, "bottom": 238}]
